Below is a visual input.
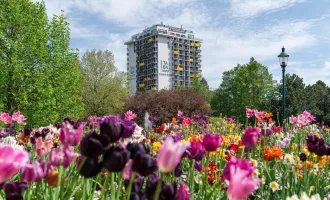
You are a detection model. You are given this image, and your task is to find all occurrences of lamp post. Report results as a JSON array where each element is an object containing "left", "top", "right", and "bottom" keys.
[{"left": 278, "top": 46, "right": 289, "bottom": 126}]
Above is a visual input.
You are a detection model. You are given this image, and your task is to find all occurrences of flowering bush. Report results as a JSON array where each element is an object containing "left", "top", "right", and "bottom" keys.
[{"left": 0, "top": 109, "right": 329, "bottom": 199}]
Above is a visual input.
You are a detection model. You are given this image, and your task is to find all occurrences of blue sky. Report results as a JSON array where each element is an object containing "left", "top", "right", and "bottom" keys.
[{"left": 36, "top": 0, "right": 330, "bottom": 89}]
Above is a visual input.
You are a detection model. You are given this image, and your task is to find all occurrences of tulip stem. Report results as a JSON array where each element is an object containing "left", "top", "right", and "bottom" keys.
[
  {"left": 154, "top": 174, "right": 163, "bottom": 200},
  {"left": 100, "top": 171, "right": 110, "bottom": 200},
  {"left": 110, "top": 172, "right": 115, "bottom": 200},
  {"left": 125, "top": 172, "right": 136, "bottom": 200},
  {"left": 57, "top": 166, "right": 63, "bottom": 198},
  {"left": 116, "top": 172, "right": 123, "bottom": 200}
]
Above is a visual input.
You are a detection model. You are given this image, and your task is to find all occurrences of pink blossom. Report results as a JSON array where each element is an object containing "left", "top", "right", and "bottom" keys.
[
  {"left": 0, "top": 146, "right": 29, "bottom": 183},
  {"left": 223, "top": 156, "right": 256, "bottom": 181},
  {"left": 253, "top": 110, "right": 264, "bottom": 119},
  {"left": 176, "top": 185, "right": 190, "bottom": 200},
  {"left": 124, "top": 110, "right": 137, "bottom": 121},
  {"left": 59, "top": 122, "right": 83, "bottom": 146},
  {"left": 0, "top": 113, "right": 12, "bottom": 124},
  {"left": 182, "top": 118, "right": 192, "bottom": 127},
  {"left": 227, "top": 166, "right": 261, "bottom": 200},
  {"left": 289, "top": 116, "right": 297, "bottom": 124},
  {"left": 11, "top": 112, "right": 26, "bottom": 124},
  {"left": 122, "top": 159, "right": 133, "bottom": 179},
  {"left": 241, "top": 128, "right": 259, "bottom": 150},
  {"left": 34, "top": 137, "right": 53, "bottom": 157},
  {"left": 202, "top": 133, "right": 222, "bottom": 152},
  {"left": 49, "top": 145, "right": 76, "bottom": 168},
  {"left": 177, "top": 110, "right": 183, "bottom": 117},
  {"left": 245, "top": 108, "right": 254, "bottom": 118},
  {"left": 157, "top": 137, "right": 190, "bottom": 173},
  {"left": 21, "top": 160, "right": 53, "bottom": 182},
  {"left": 87, "top": 116, "right": 100, "bottom": 124}
]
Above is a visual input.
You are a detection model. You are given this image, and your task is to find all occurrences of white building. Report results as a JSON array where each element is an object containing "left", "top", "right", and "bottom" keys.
[{"left": 124, "top": 23, "right": 202, "bottom": 93}]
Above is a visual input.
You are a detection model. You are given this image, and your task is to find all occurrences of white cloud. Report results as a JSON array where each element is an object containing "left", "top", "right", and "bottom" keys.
[
  {"left": 229, "top": 0, "right": 304, "bottom": 18},
  {"left": 285, "top": 61, "right": 330, "bottom": 86}
]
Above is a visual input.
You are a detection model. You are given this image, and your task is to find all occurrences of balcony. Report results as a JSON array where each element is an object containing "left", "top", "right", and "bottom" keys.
[
  {"left": 139, "top": 84, "right": 145, "bottom": 87},
  {"left": 195, "top": 43, "right": 201, "bottom": 47},
  {"left": 173, "top": 50, "right": 179, "bottom": 55},
  {"left": 189, "top": 58, "right": 193, "bottom": 62},
  {"left": 177, "top": 66, "right": 183, "bottom": 71},
  {"left": 138, "top": 62, "right": 145, "bottom": 67},
  {"left": 151, "top": 87, "right": 157, "bottom": 91}
]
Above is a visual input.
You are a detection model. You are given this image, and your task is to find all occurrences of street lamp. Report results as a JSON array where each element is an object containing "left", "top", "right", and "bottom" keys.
[{"left": 278, "top": 46, "right": 289, "bottom": 126}]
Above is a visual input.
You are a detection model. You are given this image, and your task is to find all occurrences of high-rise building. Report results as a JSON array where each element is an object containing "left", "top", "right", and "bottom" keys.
[{"left": 124, "top": 23, "right": 202, "bottom": 93}]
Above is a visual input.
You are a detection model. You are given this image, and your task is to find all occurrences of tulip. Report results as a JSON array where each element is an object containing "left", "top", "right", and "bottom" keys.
[
  {"left": 99, "top": 116, "right": 124, "bottom": 143},
  {"left": 241, "top": 128, "right": 259, "bottom": 151},
  {"left": 245, "top": 108, "right": 254, "bottom": 118},
  {"left": 194, "top": 162, "right": 203, "bottom": 171},
  {"left": 126, "top": 142, "right": 149, "bottom": 159},
  {"left": 176, "top": 185, "right": 190, "bottom": 200},
  {"left": 77, "top": 156, "right": 103, "bottom": 178},
  {"left": 45, "top": 170, "right": 59, "bottom": 187},
  {"left": 124, "top": 110, "right": 137, "bottom": 121},
  {"left": 21, "top": 160, "right": 52, "bottom": 182},
  {"left": 11, "top": 112, "right": 26, "bottom": 124},
  {"left": 34, "top": 137, "right": 53, "bottom": 157},
  {"left": 49, "top": 145, "right": 76, "bottom": 168},
  {"left": 4, "top": 182, "right": 28, "bottom": 200},
  {"left": 0, "top": 113, "right": 12, "bottom": 124},
  {"left": 145, "top": 180, "right": 177, "bottom": 200},
  {"left": 103, "top": 146, "right": 130, "bottom": 172},
  {"left": 223, "top": 156, "right": 256, "bottom": 181},
  {"left": 121, "top": 120, "right": 136, "bottom": 138},
  {"left": 80, "top": 131, "right": 109, "bottom": 158},
  {"left": 0, "top": 146, "right": 29, "bottom": 183},
  {"left": 59, "top": 121, "right": 84, "bottom": 146},
  {"left": 227, "top": 166, "right": 261, "bottom": 200},
  {"left": 260, "top": 128, "right": 272, "bottom": 137},
  {"left": 188, "top": 141, "right": 205, "bottom": 161},
  {"left": 202, "top": 133, "right": 222, "bottom": 152},
  {"left": 122, "top": 159, "right": 133, "bottom": 180},
  {"left": 157, "top": 137, "right": 190, "bottom": 173},
  {"left": 124, "top": 176, "right": 144, "bottom": 193},
  {"left": 132, "top": 152, "right": 157, "bottom": 176}
]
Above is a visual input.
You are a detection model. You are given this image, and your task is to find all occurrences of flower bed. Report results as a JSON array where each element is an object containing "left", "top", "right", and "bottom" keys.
[{"left": 0, "top": 109, "right": 329, "bottom": 200}]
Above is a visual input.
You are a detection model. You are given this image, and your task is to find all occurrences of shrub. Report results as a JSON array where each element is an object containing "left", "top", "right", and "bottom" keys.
[{"left": 124, "top": 88, "right": 212, "bottom": 125}]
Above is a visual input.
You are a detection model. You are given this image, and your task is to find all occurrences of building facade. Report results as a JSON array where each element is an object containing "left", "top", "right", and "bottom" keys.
[{"left": 125, "top": 24, "right": 202, "bottom": 93}]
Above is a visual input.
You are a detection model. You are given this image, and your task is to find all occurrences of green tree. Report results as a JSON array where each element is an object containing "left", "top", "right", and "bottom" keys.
[
  {"left": 303, "top": 81, "right": 330, "bottom": 124},
  {"left": 0, "top": 0, "right": 83, "bottom": 126},
  {"left": 192, "top": 76, "right": 212, "bottom": 101},
  {"left": 211, "top": 58, "right": 276, "bottom": 120},
  {"left": 80, "top": 50, "right": 129, "bottom": 117}
]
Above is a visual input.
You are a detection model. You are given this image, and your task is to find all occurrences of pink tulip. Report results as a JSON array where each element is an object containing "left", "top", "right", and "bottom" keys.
[
  {"left": 11, "top": 112, "right": 26, "bottom": 124},
  {"left": 49, "top": 145, "right": 76, "bottom": 168},
  {"left": 177, "top": 110, "right": 183, "bottom": 117},
  {"left": 253, "top": 110, "right": 264, "bottom": 119},
  {"left": 241, "top": 128, "right": 259, "bottom": 151},
  {"left": 124, "top": 110, "right": 137, "bottom": 121},
  {"left": 202, "top": 133, "right": 222, "bottom": 152},
  {"left": 0, "top": 146, "right": 29, "bottom": 183},
  {"left": 21, "top": 160, "right": 52, "bottom": 182},
  {"left": 59, "top": 122, "right": 83, "bottom": 146},
  {"left": 227, "top": 166, "right": 261, "bottom": 200},
  {"left": 122, "top": 159, "right": 133, "bottom": 179},
  {"left": 245, "top": 108, "right": 254, "bottom": 118},
  {"left": 223, "top": 156, "right": 256, "bottom": 181},
  {"left": 157, "top": 137, "right": 190, "bottom": 173},
  {"left": 0, "top": 113, "right": 12, "bottom": 124},
  {"left": 34, "top": 137, "right": 53, "bottom": 157},
  {"left": 182, "top": 118, "right": 192, "bottom": 127},
  {"left": 176, "top": 185, "right": 190, "bottom": 200}
]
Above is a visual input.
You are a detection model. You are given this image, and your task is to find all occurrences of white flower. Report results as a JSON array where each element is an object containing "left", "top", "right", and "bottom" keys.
[
  {"left": 270, "top": 181, "right": 280, "bottom": 192},
  {"left": 0, "top": 136, "right": 23, "bottom": 150},
  {"left": 283, "top": 154, "right": 295, "bottom": 165}
]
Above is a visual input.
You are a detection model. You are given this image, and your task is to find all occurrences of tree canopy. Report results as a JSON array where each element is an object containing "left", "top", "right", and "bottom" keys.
[
  {"left": 211, "top": 58, "right": 276, "bottom": 121},
  {"left": 80, "top": 50, "right": 129, "bottom": 117},
  {"left": 0, "top": 0, "right": 83, "bottom": 126}
]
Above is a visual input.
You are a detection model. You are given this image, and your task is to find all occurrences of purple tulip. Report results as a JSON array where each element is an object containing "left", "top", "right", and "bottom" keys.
[
  {"left": 103, "top": 146, "right": 130, "bottom": 172},
  {"left": 260, "top": 128, "right": 272, "bottom": 137},
  {"left": 202, "top": 133, "right": 222, "bottom": 152},
  {"left": 4, "top": 182, "right": 28, "bottom": 200},
  {"left": 132, "top": 153, "right": 157, "bottom": 176},
  {"left": 188, "top": 141, "right": 205, "bottom": 161},
  {"left": 121, "top": 120, "right": 136, "bottom": 138},
  {"left": 21, "top": 160, "right": 52, "bottom": 182},
  {"left": 77, "top": 156, "right": 103, "bottom": 178},
  {"left": 99, "top": 116, "right": 124, "bottom": 143},
  {"left": 80, "top": 131, "right": 109, "bottom": 158}
]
